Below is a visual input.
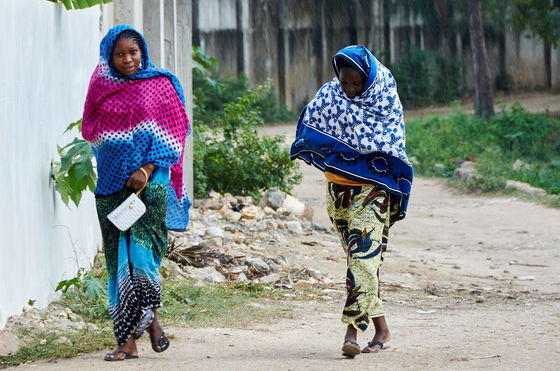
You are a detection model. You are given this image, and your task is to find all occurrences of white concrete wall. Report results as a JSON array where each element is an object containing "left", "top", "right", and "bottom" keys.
[
  {"left": 0, "top": 0, "right": 102, "bottom": 327},
  {"left": 198, "top": 0, "right": 237, "bottom": 31}
]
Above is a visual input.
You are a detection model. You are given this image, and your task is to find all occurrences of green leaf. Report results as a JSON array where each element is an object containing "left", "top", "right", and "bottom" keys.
[
  {"left": 60, "top": 0, "right": 73, "bottom": 10},
  {"left": 64, "top": 119, "right": 82, "bottom": 133},
  {"left": 53, "top": 135, "right": 96, "bottom": 207},
  {"left": 74, "top": 161, "right": 94, "bottom": 180},
  {"left": 47, "top": 0, "right": 112, "bottom": 10},
  {"left": 55, "top": 277, "right": 81, "bottom": 293},
  {"left": 83, "top": 276, "right": 106, "bottom": 299}
]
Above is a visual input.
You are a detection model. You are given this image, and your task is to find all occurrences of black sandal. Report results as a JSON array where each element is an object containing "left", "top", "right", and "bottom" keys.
[
  {"left": 104, "top": 350, "right": 139, "bottom": 361},
  {"left": 151, "top": 331, "right": 170, "bottom": 353},
  {"left": 342, "top": 340, "right": 361, "bottom": 358},
  {"left": 362, "top": 340, "right": 387, "bottom": 353}
]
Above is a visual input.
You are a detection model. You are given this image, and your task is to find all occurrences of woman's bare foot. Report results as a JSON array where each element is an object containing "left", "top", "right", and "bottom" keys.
[
  {"left": 362, "top": 316, "right": 391, "bottom": 353},
  {"left": 104, "top": 336, "right": 138, "bottom": 361}
]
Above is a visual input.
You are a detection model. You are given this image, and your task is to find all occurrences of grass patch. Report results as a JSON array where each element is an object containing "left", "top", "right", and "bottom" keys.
[
  {"left": 0, "top": 273, "right": 292, "bottom": 368},
  {"left": 407, "top": 103, "right": 560, "bottom": 199},
  {"left": 158, "top": 279, "right": 291, "bottom": 328},
  {"left": 0, "top": 329, "right": 115, "bottom": 369}
]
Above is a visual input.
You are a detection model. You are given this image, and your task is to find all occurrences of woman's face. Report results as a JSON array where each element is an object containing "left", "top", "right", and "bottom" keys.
[
  {"left": 111, "top": 38, "right": 142, "bottom": 76},
  {"left": 339, "top": 67, "right": 365, "bottom": 99}
]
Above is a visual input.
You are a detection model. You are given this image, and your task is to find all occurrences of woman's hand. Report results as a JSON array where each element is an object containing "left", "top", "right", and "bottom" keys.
[{"left": 125, "top": 163, "right": 156, "bottom": 191}]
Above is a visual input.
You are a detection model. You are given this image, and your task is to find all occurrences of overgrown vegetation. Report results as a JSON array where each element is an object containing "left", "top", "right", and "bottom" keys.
[
  {"left": 407, "top": 103, "right": 560, "bottom": 195},
  {"left": 390, "top": 48, "right": 465, "bottom": 108},
  {"left": 193, "top": 47, "right": 301, "bottom": 199}
]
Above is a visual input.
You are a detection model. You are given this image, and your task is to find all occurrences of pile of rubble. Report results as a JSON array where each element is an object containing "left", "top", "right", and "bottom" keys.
[{"left": 167, "top": 188, "right": 334, "bottom": 288}]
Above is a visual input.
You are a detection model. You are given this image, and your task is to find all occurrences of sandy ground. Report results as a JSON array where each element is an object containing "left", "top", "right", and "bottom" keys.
[{"left": 11, "top": 98, "right": 560, "bottom": 370}]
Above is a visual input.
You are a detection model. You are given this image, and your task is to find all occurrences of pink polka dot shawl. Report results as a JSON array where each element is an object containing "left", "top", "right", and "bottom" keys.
[{"left": 82, "top": 25, "right": 191, "bottom": 230}]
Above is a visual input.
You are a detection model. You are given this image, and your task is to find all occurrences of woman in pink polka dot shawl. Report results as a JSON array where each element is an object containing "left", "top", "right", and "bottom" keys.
[{"left": 82, "top": 24, "right": 190, "bottom": 361}]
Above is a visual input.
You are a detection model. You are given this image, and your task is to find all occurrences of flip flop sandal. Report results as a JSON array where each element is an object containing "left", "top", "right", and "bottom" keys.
[
  {"left": 104, "top": 350, "right": 139, "bottom": 361},
  {"left": 151, "top": 331, "right": 170, "bottom": 353},
  {"left": 361, "top": 340, "right": 388, "bottom": 353},
  {"left": 342, "top": 340, "right": 361, "bottom": 358},
  {"left": 133, "top": 309, "right": 155, "bottom": 339}
]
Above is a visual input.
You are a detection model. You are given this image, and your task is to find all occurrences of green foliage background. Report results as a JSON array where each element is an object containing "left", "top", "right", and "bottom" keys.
[
  {"left": 407, "top": 104, "right": 560, "bottom": 195},
  {"left": 192, "top": 47, "right": 301, "bottom": 199},
  {"left": 390, "top": 48, "right": 465, "bottom": 108}
]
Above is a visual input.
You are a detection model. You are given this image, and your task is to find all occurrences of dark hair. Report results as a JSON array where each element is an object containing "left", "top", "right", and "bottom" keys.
[
  {"left": 336, "top": 58, "right": 354, "bottom": 71},
  {"left": 335, "top": 57, "right": 366, "bottom": 79},
  {"left": 114, "top": 30, "right": 143, "bottom": 50}
]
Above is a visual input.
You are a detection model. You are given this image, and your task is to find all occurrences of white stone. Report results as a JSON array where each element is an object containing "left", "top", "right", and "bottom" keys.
[
  {"left": 281, "top": 195, "right": 306, "bottom": 217},
  {"left": 512, "top": 159, "right": 532, "bottom": 172},
  {"left": 206, "top": 213, "right": 223, "bottom": 221},
  {"left": 203, "top": 197, "right": 221, "bottom": 209},
  {"left": 268, "top": 261, "right": 281, "bottom": 272},
  {"left": 223, "top": 210, "right": 242, "bottom": 223},
  {"left": 263, "top": 206, "right": 276, "bottom": 215},
  {"left": 286, "top": 221, "right": 304, "bottom": 235},
  {"left": 229, "top": 266, "right": 248, "bottom": 274},
  {"left": 259, "top": 273, "right": 281, "bottom": 283},
  {"left": 276, "top": 207, "right": 291, "bottom": 216},
  {"left": 205, "top": 226, "right": 225, "bottom": 238},
  {"left": 259, "top": 188, "right": 286, "bottom": 210},
  {"left": 505, "top": 180, "right": 547, "bottom": 196},
  {"left": 0, "top": 331, "right": 20, "bottom": 357},
  {"left": 245, "top": 257, "right": 270, "bottom": 272},
  {"left": 453, "top": 161, "right": 480, "bottom": 182},
  {"left": 208, "top": 190, "right": 221, "bottom": 199},
  {"left": 186, "top": 266, "right": 226, "bottom": 283},
  {"left": 223, "top": 193, "right": 237, "bottom": 205},
  {"left": 236, "top": 272, "right": 249, "bottom": 282},
  {"left": 201, "top": 237, "right": 223, "bottom": 248},
  {"left": 265, "top": 219, "right": 279, "bottom": 230},
  {"left": 231, "top": 231, "right": 246, "bottom": 243}
]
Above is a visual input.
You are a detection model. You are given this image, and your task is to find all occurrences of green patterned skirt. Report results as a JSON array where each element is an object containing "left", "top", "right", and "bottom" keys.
[
  {"left": 326, "top": 182, "right": 399, "bottom": 331},
  {"left": 96, "top": 168, "right": 169, "bottom": 345}
]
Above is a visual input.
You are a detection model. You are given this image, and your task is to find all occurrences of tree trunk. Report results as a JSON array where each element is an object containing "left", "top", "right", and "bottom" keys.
[
  {"left": 544, "top": 41, "right": 552, "bottom": 90},
  {"left": 468, "top": 0, "right": 494, "bottom": 118}
]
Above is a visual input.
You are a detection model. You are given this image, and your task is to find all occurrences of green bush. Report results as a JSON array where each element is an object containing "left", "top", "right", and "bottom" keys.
[
  {"left": 193, "top": 84, "right": 301, "bottom": 199},
  {"left": 192, "top": 47, "right": 300, "bottom": 199},
  {"left": 192, "top": 46, "right": 296, "bottom": 125},
  {"left": 407, "top": 104, "right": 560, "bottom": 195},
  {"left": 391, "top": 48, "right": 465, "bottom": 108}
]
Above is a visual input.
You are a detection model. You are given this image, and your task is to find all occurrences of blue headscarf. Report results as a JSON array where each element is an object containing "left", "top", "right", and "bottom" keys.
[
  {"left": 291, "top": 45, "right": 413, "bottom": 220},
  {"left": 99, "top": 24, "right": 186, "bottom": 106},
  {"left": 332, "top": 45, "right": 378, "bottom": 93}
]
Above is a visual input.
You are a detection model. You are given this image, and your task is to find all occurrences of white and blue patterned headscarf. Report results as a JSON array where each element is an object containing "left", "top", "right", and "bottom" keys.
[{"left": 291, "top": 45, "right": 413, "bottom": 220}]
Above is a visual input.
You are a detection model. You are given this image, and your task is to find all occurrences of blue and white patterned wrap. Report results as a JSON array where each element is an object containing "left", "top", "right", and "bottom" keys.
[{"left": 290, "top": 45, "right": 413, "bottom": 220}]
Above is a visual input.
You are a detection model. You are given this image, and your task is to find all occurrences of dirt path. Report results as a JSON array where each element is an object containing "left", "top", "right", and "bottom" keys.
[{"left": 12, "top": 110, "right": 560, "bottom": 370}]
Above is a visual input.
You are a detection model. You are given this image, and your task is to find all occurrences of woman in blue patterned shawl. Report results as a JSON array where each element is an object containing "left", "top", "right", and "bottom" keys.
[{"left": 291, "top": 45, "right": 413, "bottom": 357}]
